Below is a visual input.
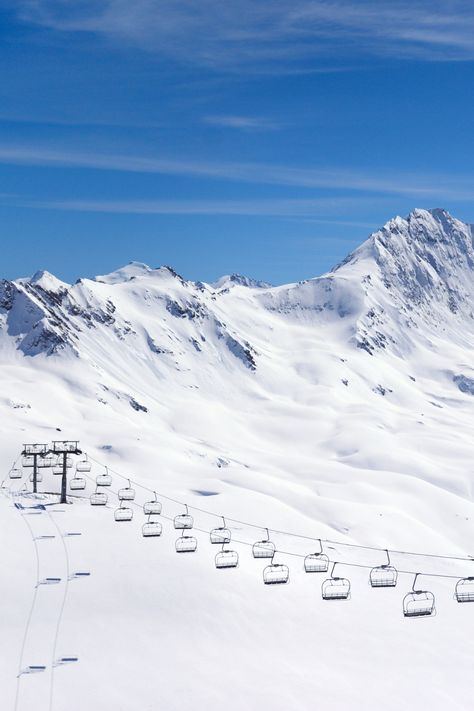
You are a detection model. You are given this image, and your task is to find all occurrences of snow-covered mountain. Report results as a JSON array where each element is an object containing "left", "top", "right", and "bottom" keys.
[{"left": 2, "top": 208, "right": 474, "bottom": 711}]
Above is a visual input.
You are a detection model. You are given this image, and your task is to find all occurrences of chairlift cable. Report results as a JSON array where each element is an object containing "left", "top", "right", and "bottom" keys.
[
  {"left": 81, "top": 481, "right": 470, "bottom": 582},
  {"left": 70, "top": 475, "right": 470, "bottom": 582},
  {"left": 85, "top": 454, "right": 474, "bottom": 565}
]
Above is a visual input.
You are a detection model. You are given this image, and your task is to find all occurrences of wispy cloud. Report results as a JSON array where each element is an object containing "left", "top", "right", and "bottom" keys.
[
  {"left": 15, "top": 1, "right": 474, "bottom": 70},
  {"left": 203, "top": 115, "right": 281, "bottom": 131},
  {"left": 0, "top": 143, "right": 474, "bottom": 201},
  {"left": 11, "top": 196, "right": 388, "bottom": 218}
]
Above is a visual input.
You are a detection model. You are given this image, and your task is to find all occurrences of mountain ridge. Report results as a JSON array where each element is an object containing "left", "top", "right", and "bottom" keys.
[{"left": 2, "top": 207, "right": 473, "bottom": 363}]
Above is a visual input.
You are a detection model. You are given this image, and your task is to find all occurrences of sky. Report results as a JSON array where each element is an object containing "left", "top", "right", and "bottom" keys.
[{"left": 1, "top": 1, "right": 474, "bottom": 285}]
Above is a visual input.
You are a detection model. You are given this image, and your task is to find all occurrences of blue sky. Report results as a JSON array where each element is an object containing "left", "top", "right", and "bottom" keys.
[{"left": 1, "top": 1, "right": 474, "bottom": 284}]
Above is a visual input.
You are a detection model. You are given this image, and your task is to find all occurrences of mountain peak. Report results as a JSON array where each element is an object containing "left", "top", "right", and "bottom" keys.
[
  {"left": 213, "top": 273, "right": 271, "bottom": 290},
  {"left": 95, "top": 262, "right": 152, "bottom": 284},
  {"left": 381, "top": 207, "right": 467, "bottom": 240},
  {"left": 95, "top": 262, "right": 186, "bottom": 285},
  {"left": 332, "top": 206, "right": 474, "bottom": 338},
  {"left": 29, "top": 270, "right": 70, "bottom": 293}
]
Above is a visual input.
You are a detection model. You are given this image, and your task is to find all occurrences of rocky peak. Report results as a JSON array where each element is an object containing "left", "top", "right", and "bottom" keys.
[{"left": 335, "top": 208, "right": 474, "bottom": 313}]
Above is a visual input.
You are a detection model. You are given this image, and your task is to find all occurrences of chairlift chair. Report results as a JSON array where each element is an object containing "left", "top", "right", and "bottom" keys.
[
  {"left": 52, "top": 455, "right": 72, "bottom": 474},
  {"left": 210, "top": 516, "right": 231, "bottom": 544},
  {"left": 118, "top": 479, "right": 136, "bottom": 501},
  {"left": 114, "top": 503, "right": 133, "bottom": 522},
  {"left": 175, "top": 535, "right": 197, "bottom": 553},
  {"left": 54, "top": 455, "right": 73, "bottom": 469},
  {"left": 304, "top": 540, "right": 329, "bottom": 573},
  {"left": 96, "top": 468, "right": 112, "bottom": 487},
  {"left": 174, "top": 504, "right": 193, "bottom": 530},
  {"left": 369, "top": 550, "right": 398, "bottom": 588},
  {"left": 142, "top": 516, "right": 162, "bottom": 537},
  {"left": 403, "top": 574, "right": 435, "bottom": 618},
  {"left": 143, "top": 492, "right": 162, "bottom": 515},
  {"left": 322, "top": 562, "right": 351, "bottom": 600},
  {"left": 76, "top": 456, "right": 92, "bottom": 473},
  {"left": 90, "top": 490, "right": 108, "bottom": 506},
  {"left": 22, "top": 455, "right": 34, "bottom": 467},
  {"left": 37, "top": 456, "right": 54, "bottom": 468},
  {"left": 70, "top": 475, "right": 86, "bottom": 491},
  {"left": 29, "top": 471, "right": 43, "bottom": 483},
  {"left": 263, "top": 553, "right": 289, "bottom": 585},
  {"left": 215, "top": 543, "right": 239, "bottom": 569},
  {"left": 9, "top": 466, "right": 22, "bottom": 480},
  {"left": 455, "top": 577, "right": 474, "bottom": 603},
  {"left": 252, "top": 528, "right": 276, "bottom": 559}
]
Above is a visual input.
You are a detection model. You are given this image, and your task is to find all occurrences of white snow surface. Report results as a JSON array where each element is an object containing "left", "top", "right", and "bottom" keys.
[{"left": 1, "top": 208, "right": 474, "bottom": 711}]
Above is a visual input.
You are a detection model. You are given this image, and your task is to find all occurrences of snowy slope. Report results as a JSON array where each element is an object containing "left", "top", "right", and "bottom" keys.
[{"left": 1, "top": 208, "right": 474, "bottom": 711}]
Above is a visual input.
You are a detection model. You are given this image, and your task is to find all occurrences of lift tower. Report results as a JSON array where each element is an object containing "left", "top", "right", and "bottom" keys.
[
  {"left": 50, "top": 441, "right": 82, "bottom": 503},
  {"left": 21, "top": 443, "right": 50, "bottom": 494}
]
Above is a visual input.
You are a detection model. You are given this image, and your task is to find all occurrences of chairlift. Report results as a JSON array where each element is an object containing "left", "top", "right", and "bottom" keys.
[
  {"left": 455, "top": 576, "right": 474, "bottom": 603},
  {"left": 322, "top": 562, "right": 351, "bottom": 601},
  {"left": 90, "top": 489, "right": 108, "bottom": 506},
  {"left": 22, "top": 455, "right": 34, "bottom": 468},
  {"left": 70, "top": 475, "right": 86, "bottom": 491},
  {"left": 54, "top": 455, "right": 73, "bottom": 469},
  {"left": 175, "top": 534, "right": 197, "bottom": 553},
  {"left": 37, "top": 456, "right": 54, "bottom": 468},
  {"left": 142, "top": 516, "right": 162, "bottom": 537},
  {"left": 29, "top": 471, "right": 43, "bottom": 483},
  {"left": 252, "top": 528, "right": 276, "bottom": 559},
  {"left": 96, "top": 467, "right": 112, "bottom": 487},
  {"left": 9, "top": 466, "right": 22, "bottom": 480},
  {"left": 263, "top": 552, "right": 289, "bottom": 585},
  {"left": 114, "top": 503, "right": 133, "bottom": 522},
  {"left": 143, "top": 491, "right": 162, "bottom": 515},
  {"left": 304, "top": 540, "right": 329, "bottom": 573},
  {"left": 403, "top": 574, "right": 435, "bottom": 618},
  {"left": 369, "top": 550, "right": 398, "bottom": 588},
  {"left": 28, "top": 472, "right": 43, "bottom": 481},
  {"left": 118, "top": 479, "right": 136, "bottom": 501},
  {"left": 174, "top": 504, "right": 193, "bottom": 530},
  {"left": 210, "top": 516, "right": 231, "bottom": 544},
  {"left": 53, "top": 463, "right": 64, "bottom": 475},
  {"left": 215, "top": 543, "right": 239, "bottom": 569},
  {"left": 76, "top": 455, "right": 92, "bottom": 474}
]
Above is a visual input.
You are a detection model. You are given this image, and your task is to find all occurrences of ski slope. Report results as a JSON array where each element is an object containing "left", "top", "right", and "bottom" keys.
[{"left": 1, "top": 208, "right": 474, "bottom": 710}]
